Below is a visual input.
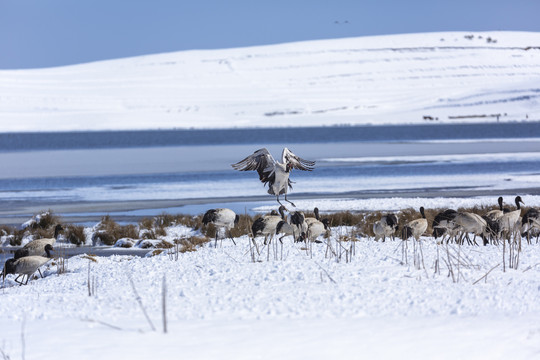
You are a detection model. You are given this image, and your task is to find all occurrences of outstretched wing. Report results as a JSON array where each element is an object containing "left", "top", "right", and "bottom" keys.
[
  {"left": 231, "top": 148, "right": 276, "bottom": 184},
  {"left": 281, "top": 148, "right": 315, "bottom": 171}
]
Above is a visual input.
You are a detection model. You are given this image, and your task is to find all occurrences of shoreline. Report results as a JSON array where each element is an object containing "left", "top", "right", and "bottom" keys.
[{"left": 2, "top": 186, "right": 540, "bottom": 226}]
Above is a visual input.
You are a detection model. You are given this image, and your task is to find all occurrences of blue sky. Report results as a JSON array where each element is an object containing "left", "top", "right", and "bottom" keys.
[{"left": 1, "top": 0, "right": 539, "bottom": 69}]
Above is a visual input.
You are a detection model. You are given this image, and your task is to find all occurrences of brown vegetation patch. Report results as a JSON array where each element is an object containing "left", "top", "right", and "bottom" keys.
[
  {"left": 93, "top": 215, "right": 138, "bottom": 245},
  {"left": 65, "top": 224, "right": 86, "bottom": 246}
]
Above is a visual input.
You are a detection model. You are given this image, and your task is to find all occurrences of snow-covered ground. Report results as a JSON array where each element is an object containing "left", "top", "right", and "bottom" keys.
[
  {"left": 1, "top": 31, "right": 540, "bottom": 132},
  {"left": 2, "top": 31, "right": 540, "bottom": 359},
  {"left": 1, "top": 225, "right": 540, "bottom": 359}
]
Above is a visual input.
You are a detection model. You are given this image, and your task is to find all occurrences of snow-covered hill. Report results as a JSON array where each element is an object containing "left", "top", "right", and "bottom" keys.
[{"left": 1, "top": 32, "right": 540, "bottom": 132}]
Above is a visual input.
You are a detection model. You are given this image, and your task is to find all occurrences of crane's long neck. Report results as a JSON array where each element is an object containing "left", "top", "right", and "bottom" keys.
[{"left": 279, "top": 206, "right": 285, "bottom": 219}]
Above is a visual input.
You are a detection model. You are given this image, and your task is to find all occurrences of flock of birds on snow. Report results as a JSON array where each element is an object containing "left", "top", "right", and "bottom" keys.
[
  {"left": 204, "top": 148, "right": 540, "bottom": 249},
  {"left": 3, "top": 148, "right": 540, "bottom": 285},
  {"left": 2, "top": 224, "right": 62, "bottom": 285}
]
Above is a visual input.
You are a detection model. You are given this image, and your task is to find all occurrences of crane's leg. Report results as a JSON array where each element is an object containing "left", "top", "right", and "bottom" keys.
[
  {"left": 276, "top": 195, "right": 284, "bottom": 207},
  {"left": 38, "top": 268, "right": 44, "bottom": 278},
  {"left": 15, "top": 274, "right": 23, "bottom": 285},
  {"left": 228, "top": 229, "right": 237, "bottom": 245},
  {"left": 251, "top": 236, "right": 260, "bottom": 255},
  {"left": 284, "top": 194, "right": 296, "bottom": 207}
]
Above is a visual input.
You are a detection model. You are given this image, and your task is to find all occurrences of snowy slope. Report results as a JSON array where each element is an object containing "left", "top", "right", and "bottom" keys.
[
  {"left": 1, "top": 232, "right": 540, "bottom": 359},
  {"left": 1, "top": 31, "right": 540, "bottom": 132}
]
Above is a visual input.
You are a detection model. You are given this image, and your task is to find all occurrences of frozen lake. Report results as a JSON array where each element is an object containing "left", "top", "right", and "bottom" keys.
[{"left": 1, "top": 122, "right": 540, "bottom": 225}]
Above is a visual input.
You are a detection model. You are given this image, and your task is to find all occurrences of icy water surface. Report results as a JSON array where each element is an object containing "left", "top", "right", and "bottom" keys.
[{"left": 1, "top": 122, "right": 540, "bottom": 224}]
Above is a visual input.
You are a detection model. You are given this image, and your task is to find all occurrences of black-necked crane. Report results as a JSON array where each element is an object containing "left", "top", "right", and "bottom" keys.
[
  {"left": 276, "top": 210, "right": 307, "bottom": 243},
  {"left": 485, "top": 197, "right": 508, "bottom": 222},
  {"left": 304, "top": 207, "right": 330, "bottom": 243},
  {"left": 13, "top": 223, "right": 62, "bottom": 259},
  {"left": 306, "top": 217, "right": 329, "bottom": 243},
  {"left": 401, "top": 207, "right": 428, "bottom": 241},
  {"left": 231, "top": 148, "right": 315, "bottom": 207},
  {"left": 202, "top": 208, "right": 239, "bottom": 246},
  {"left": 498, "top": 196, "right": 524, "bottom": 238},
  {"left": 252, "top": 206, "right": 287, "bottom": 245},
  {"left": 521, "top": 207, "right": 540, "bottom": 242},
  {"left": 3, "top": 256, "right": 52, "bottom": 285},
  {"left": 432, "top": 209, "right": 458, "bottom": 240},
  {"left": 15, "top": 242, "right": 53, "bottom": 260},
  {"left": 452, "top": 212, "right": 488, "bottom": 245},
  {"left": 305, "top": 207, "right": 322, "bottom": 226},
  {"left": 373, "top": 213, "right": 398, "bottom": 242},
  {"left": 27, "top": 224, "right": 63, "bottom": 247}
]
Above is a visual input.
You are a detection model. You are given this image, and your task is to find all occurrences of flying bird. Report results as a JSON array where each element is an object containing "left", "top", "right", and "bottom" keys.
[{"left": 231, "top": 148, "right": 315, "bottom": 207}]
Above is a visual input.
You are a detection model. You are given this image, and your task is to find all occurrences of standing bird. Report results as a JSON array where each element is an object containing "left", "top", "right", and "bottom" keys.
[
  {"left": 401, "top": 207, "right": 428, "bottom": 241},
  {"left": 252, "top": 206, "right": 287, "bottom": 245},
  {"left": 202, "top": 208, "right": 239, "bottom": 246},
  {"left": 446, "top": 211, "right": 487, "bottom": 245},
  {"left": 498, "top": 196, "right": 524, "bottom": 237},
  {"left": 276, "top": 210, "right": 307, "bottom": 243},
  {"left": 305, "top": 207, "right": 323, "bottom": 227},
  {"left": 15, "top": 243, "right": 53, "bottom": 260},
  {"left": 432, "top": 209, "right": 458, "bottom": 240},
  {"left": 14, "top": 224, "right": 63, "bottom": 259},
  {"left": 231, "top": 148, "right": 315, "bottom": 207},
  {"left": 521, "top": 207, "right": 540, "bottom": 241},
  {"left": 373, "top": 213, "right": 398, "bottom": 242},
  {"left": 485, "top": 196, "right": 508, "bottom": 222},
  {"left": 3, "top": 256, "right": 52, "bottom": 285},
  {"left": 303, "top": 207, "right": 329, "bottom": 243},
  {"left": 306, "top": 217, "right": 329, "bottom": 243}
]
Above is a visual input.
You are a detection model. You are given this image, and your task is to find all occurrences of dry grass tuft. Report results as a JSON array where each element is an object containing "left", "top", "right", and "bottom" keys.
[
  {"left": 202, "top": 223, "right": 217, "bottom": 238},
  {"left": 39, "top": 211, "right": 60, "bottom": 229},
  {"left": 138, "top": 217, "right": 155, "bottom": 230},
  {"left": 325, "top": 211, "right": 366, "bottom": 227},
  {"left": 154, "top": 213, "right": 202, "bottom": 229},
  {"left": 139, "top": 214, "right": 202, "bottom": 239},
  {"left": 0, "top": 225, "right": 13, "bottom": 236},
  {"left": 151, "top": 249, "right": 164, "bottom": 256},
  {"left": 81, "top": 254, "right": 98, "bottom": 262},
  {"left": 25, "top": 210, "right": 61, "bottom": 230},
  {"left": 93, "top": 216, "right": 138, "bottom": 246},
  {"left": 0, "top": 226, "right": 24, "bottom": 246},
  {"left": 156, "top": 240, "right": 174, "bottom": 249},
  {"left": 65, "top": 224, "right": 86, "bottom": 246},
  {"left": 186, "top": 236, "right": 209, "bottom": 247},
  {"left": 170, "top": 236, "right": 210, "bottom": 253},
  {"left": 230, "top": 214, "right": 253, "bottom": 238}
]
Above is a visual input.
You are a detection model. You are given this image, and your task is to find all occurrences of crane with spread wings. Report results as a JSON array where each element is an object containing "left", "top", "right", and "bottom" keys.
[{"left": 231, "top": 148, "right": 315, "bottom": 207}]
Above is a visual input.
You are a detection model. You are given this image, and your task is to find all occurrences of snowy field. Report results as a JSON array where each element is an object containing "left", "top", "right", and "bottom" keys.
[
  {"left": 1, "top": 31, "right": 540, "bottom": 359},
  {"left": 1, "top": 225, "right": 540, "bottom": 359},
  {"left": 1, "top": 31, "right": 540, "bottom": 132}
]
